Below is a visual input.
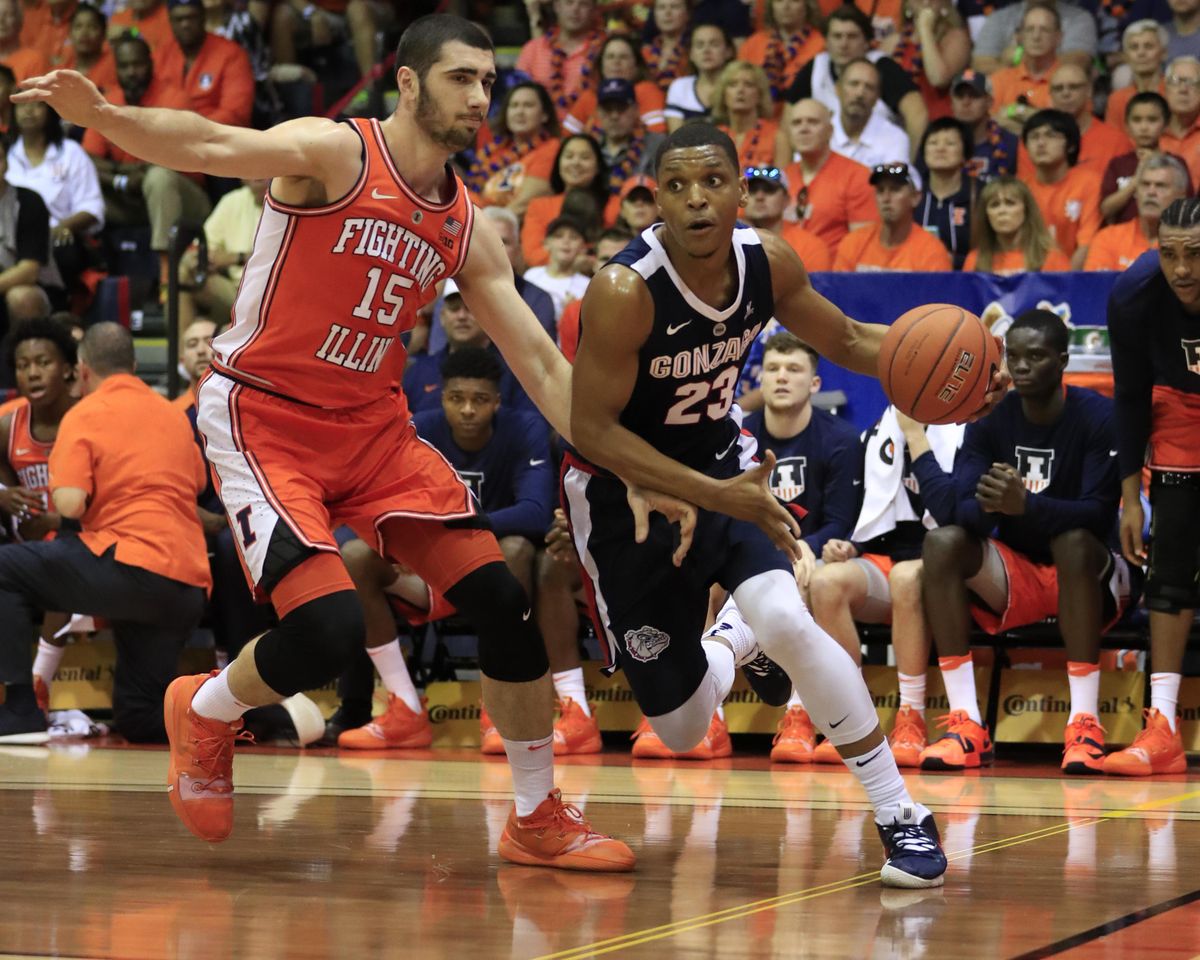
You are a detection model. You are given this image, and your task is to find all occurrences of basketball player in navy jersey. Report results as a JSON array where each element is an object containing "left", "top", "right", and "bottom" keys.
[
  {"left": 1103, "top": 197, "right": 1200, "bottom": 776},
  {"left": 919, "top": 310, "right": 1136, "bottom": 774},
  {"left": 566, "top": 123, "right": 1002, "bottom": 887}
]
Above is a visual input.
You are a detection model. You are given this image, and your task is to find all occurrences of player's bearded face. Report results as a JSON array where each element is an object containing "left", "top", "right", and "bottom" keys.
[{"left": 416, "top": 82, "right": 480, "bottom": 153}]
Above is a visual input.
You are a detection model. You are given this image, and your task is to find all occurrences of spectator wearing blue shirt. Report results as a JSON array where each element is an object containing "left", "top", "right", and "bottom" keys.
[
  {"left": 333, "top": 348, "right": 557, "bottom": 752},
  {"left": 919, "top": 310, "right": 1137, "bottom": 776},
  {"left": 950, "top": 70, "right": 1018, "bottom": 184}
]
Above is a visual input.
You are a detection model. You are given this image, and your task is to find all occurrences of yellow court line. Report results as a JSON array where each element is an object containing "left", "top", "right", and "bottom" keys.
[{"left": 534, "top": 789, "right": 1200, "bottom": 960}]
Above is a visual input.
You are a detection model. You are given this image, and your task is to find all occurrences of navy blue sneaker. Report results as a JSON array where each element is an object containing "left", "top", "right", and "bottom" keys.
[
  {"left": 740, "top": 650, "right": 793, "bottom": 707},
  {"left": 0, "top": 701, "right": 49, "bottom": 745},
  {"left": 877, "top": 805, "right": 947, "bottom": 888}
]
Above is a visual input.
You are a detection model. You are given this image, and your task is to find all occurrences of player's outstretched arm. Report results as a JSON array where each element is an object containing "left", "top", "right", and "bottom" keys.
[
  {"left": 14, "top": 70, "right": 346, "bottom": 181},
  {"left": 456, "top": 212, "right": 575, "bottom": 441},
  {"left": 572, "top": 265, "right": 802, "bottom": 560}
]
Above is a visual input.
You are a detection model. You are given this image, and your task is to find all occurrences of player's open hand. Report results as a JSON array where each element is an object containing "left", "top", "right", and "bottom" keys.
[
  {"left": 13, "top": 70, "right": 107, "bottom": 127},
  {"left": 718, "top": 450, "right": 803, "bottom": 563},
  {"left": 822, "top": 538, "right": 858, "bottom": 563},
  {"left": 625, "top": 483, "right": 696, "bottom": 567},
  {"left": 1119, "top": 497, "right": 1147, "bottom": 566},
  {"left": 964, "top": 338, "right": 1011, "bottom": 422}
]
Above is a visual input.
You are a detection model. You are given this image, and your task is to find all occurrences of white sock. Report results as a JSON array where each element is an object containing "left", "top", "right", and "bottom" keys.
[
  {"left": 938, "top": 654, "right": 981, "bottom": 724},
  {"left": 844, "top": 741, "right": 917, "bottom": 825},
  {"left": 191, "top": 668, "right": 252, "bottom": 723},
  {"left": 897, "top": 671, "right": 926, "bottom": 714},
  {"left": 786, "top": 688, "right": 804, "bottom": 709},
  {"left": 700, "top": 638, "right": 736, "bottom": 701},
  {"left": 552, "top": 667, "right": 590, "bottom": 716},
  {"left": 704, "top": 598, "right": 756, "bottom": 664},
  {"left": 714, "top": 702, "right": 725, "bottom": 721},
  {"left": 1066, "top": 662, "right": 1100, "bottom": 722},
  {"left": 368, "top": 639, "right": 421, "bottom": 713},
  {"left": 32, "top": 638, "right": 66, "bottom": 684},
  {"left": 502, "top": 734, "right": 555, "bottom": 817},
  {"left": 1150, "top": 672, "right": 1182, "bottom": 731}
]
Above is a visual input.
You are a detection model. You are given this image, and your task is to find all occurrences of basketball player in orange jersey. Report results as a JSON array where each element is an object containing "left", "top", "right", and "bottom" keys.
[
  {"left": 15, "top": 15, "right": 795, "bottom": 868},
  {"left": 0, "top": 318, "right": 78, "bottom": 717}
]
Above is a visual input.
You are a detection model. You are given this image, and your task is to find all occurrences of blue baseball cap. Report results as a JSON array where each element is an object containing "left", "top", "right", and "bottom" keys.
[{"left": 597, "top": 78, "right": 636, "bottom": 107}]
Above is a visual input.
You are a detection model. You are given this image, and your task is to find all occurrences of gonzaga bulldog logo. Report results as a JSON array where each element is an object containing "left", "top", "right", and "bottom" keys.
[{"left": 624, "top": 625, "right": 671, "bottom": 663}]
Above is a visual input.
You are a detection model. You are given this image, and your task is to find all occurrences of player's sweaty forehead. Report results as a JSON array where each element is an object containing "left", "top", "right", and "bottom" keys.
[
  {"left": 1159, "top": 225, "right": 1200, "bottom": 250},
  {"left": 657, "top": 146, "right": 738, "bottom": 183}
]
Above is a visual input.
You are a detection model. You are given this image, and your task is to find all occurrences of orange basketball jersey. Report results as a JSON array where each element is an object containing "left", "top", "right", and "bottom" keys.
[
  {"left": 7, "top": 398, "right": 52, "bottom": 507},
  {"left": 212, "top": 117, "right": 476, "bottom": 411}
]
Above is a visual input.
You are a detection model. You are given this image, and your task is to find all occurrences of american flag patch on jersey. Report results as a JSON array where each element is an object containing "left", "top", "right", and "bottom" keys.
[{"left": 443, "top": 217, "right": 463, "bottom": 237}]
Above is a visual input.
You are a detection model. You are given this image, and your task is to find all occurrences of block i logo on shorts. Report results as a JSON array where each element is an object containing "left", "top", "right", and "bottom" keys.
[{"left": 624, "top": 626, "right": 671, "bottom": 663}]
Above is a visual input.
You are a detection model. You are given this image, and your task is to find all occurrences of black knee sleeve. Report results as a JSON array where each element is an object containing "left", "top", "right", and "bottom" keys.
[
  {"left": 254, "top": 590, "right": 365, "bottom": 696},
  {"left": 445, "top": 561, "right": 549, "bottom": 683}
]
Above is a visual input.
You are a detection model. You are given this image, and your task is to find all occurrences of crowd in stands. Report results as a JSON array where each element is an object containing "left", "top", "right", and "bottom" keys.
[{"left": 0, "top": 0, "right": 1195, "bottom": 775}]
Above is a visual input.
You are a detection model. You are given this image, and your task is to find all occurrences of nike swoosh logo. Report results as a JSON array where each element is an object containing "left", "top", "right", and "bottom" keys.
[
  {"left": 527, "top": 739, "right": 550, "bottom": 750},
  {"left": 371, "top": 187, "right": 400, "bottom": 200},
  {"left": 852, "top": 479, "right": 862, "bottom": 486},
  {"left": 829, "top": 714, "right": 849, "bottom": 728},
  {"left": 1109, "top": 450, "right": 1118, "bottom": 456},
  {"left": 14, "top": 448, "right": 30, "bottom": 456},
  {"left": 715, "top": 434, "right": 739, "bottom": 461},
  {"left": 856, "top": 746, "right": 884, "bottom": 767},
  {"left": 666, "top": 320, "right": 692, "bottom": 335},
  {"left": 529, "top": 459, "right": 546, "bottom": 466},
  {"left": 521, "top": 609, "right": 531, "bottom": 621}
]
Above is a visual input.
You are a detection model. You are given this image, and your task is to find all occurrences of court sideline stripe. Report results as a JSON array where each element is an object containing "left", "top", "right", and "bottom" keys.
[
  {"left": 1007, "top": 887, "right": 1200, "bottom": 960},
  {"left": 536, "top": 789, "right": 1200, "bottom": 960}
]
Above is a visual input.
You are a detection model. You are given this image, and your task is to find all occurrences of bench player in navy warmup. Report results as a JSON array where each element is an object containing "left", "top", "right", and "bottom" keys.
[{"left": 565, "top": 123, "right": 1002, "bottom": 887}]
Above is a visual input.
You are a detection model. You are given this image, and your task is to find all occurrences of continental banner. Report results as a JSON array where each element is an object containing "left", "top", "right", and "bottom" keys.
[{"left": 994, "top": 668, "right": 1144, "bottom": 744}]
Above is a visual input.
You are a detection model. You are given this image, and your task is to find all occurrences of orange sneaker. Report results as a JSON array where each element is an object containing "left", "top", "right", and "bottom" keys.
[
  {"left": 888, "top": 706, "right": 928, "bottom": 769},
  {"left": 164, "top": 672, "right": 250, "bottom": 843},
  {"left": 630, "top": 718, "right": 673, "bottom": 759},
  {"left": 676, "top": 712, "right": 732, "bottom": 760},
  {"left": 770, "top": 705, "right": 815, "bottom": 763},
  {"left": 337, "top": 695, "right": 432, "bottom": 750},
  {"left": 498, "top": 789, "right": 636, "bottom": 872},
  {"left": 553, "top": 698, "right": 602, "bottom": 756},
  {"left": 918, "top": 710, "right": 993, "bottom": 771},
  {"left": 812, "top": 738, "right": 842, "bottom": 764},
  {"left": 34, "top": 676, "right": 49, "bottom": 717},
  {"left": 1103, "top": 708, "right": 1186, "bottom": 777},
  {"left": 480, "top": 705, "right": 505, "bottom": 755},
  {"left": 1061, "top": 713, "right": 1106, "bottom": 775}
]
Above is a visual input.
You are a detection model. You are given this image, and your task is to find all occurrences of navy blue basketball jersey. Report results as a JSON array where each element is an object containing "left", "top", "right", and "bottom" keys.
[{"left": 585, "top": 224, "right": 774, "bottom": 472}]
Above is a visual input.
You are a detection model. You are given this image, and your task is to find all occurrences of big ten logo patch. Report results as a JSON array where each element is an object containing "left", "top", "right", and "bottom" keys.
[
  {"left": 771, "top": 456, "right": 807, "bottom": 502},
  {"left": 1182, "top": 339, "right": 1200, "bottom": 376},
  {"left": 1015, "top": 446, "right": 1055, "bottom": 493},
  {"left": 458, "top": 470, "right": 485, "bottom": 501}
]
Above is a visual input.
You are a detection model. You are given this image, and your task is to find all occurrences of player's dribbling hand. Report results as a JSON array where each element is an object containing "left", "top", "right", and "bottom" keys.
[
  {"left": 12, "top": 70, "right": 106, "bottom": 126},
  {"left": 1119, "top": 498, "right": 1147, "bottom": 566},
  {"left": 719, "top": 451, "right": 803, "bottom": 563},
  {"left": 625, "top": 484, "right": 696, "bottom": 567},
  {"left": 964, "top": 340, "right": 1012, "bottom": 422},
  {"left": 822, "top": 539, "right": 858, "bottom": 563}
]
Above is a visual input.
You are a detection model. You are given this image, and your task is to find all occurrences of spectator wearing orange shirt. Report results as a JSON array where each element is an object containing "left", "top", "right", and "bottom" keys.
[
  {"left": 1050, "top": 64, "right": 1132, "bottom": 170},
  {"left": 880, "top": 0, "right": 970, "bottom": 122},
  {"left": 0, "top": 323, "right": 209, "bottom": 743},
  {"left": 19, "top": 0, "right": 75, "bottom": 67},
  {"left": 564, "top": 34, "right": 666, "bottom": 136},
  {"left": 742, "top": 164, "right": 832, "bottom": 270},
  {"left": 712, "top": 61, "right": 779, "bottom": 169},
  {"left": 738, "top": 0, "right": 825, "bottom": 100},
  {"left": 780, "top": 98, "right": 878, "bottom": 250},
  {"left": 991, "top": 3, "right": 1061, "bottom": 137},
  {"left": 834, "top": 162, "right": 952, "bottom": 271},
  {"left": 1086, "top": 153, "right": 1188, "bottom": 270},
  {"left": 464, "top": 82, "right": 561, "bottom": 210},
  {"left": 154, "top": 0, "right": 254, "bottom": 128},
  {"left": 964, "top": 175, "right": 1072, "bottom": 274},
  {"left": 1159, "top": 55, "right": 1200, "bottom": 188},
  {"left": 516, "top": 0, "right": 604, "bottom": 120},
  {"left": 108, "top": 0, "right": 174, "bottom": 54},
  {"left": 84, "top": 34, "right": 211, "bottom": 254},
  {"left": 1104, "top": 20, "right": 1168, "bottom": 127},
  {"left": 1101, "top": 92, "right": 1191, "bottom": 224},
  {"left": 0, "top": 0, "right": 47, "bottom": 81},
  {"left": 62, "top": 4, "right": 116, "bottom": 94},
  {"left": 642, "top": 0, "right": 689, "bottom": 93},
  {"left": 520, "top": 134, "right": 610, "bottom": 267},
  {"left": 1024, "top": 109, "right": 1102, "bottom": 267}
]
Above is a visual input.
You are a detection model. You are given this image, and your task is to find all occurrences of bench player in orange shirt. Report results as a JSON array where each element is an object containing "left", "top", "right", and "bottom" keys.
[{"left": 16, "top": 14, "right": 794, "bottom": 868}]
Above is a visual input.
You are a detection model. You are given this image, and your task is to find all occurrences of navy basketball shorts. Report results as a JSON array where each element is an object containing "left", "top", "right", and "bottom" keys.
[
  {"left": 561, "top": 460, "right": 791, "bottom": 717},
  {"left": 1145, "top": 471, "right": 1200, "bottom": 612}
]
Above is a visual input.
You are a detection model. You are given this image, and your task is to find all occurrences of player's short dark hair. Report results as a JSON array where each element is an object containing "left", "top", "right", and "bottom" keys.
[
  {"left": 5, "top": 316, "right": 77, "bottom": 375},
  {"left": 654, "top": 121, "right": 740, "bottom": 177},
  {"left": 1127, "top": 90, "right": 1169, "bottom": 122},
  {"left": 1161, "top": 197, "right": 1200, "bottom": 229},
  {"left": 1022, "top": 109, "right": 1080, "bottom": 166},
  {"left": 1009, "top": 309, "right": 1069, "bottom": 355},
  {"left": 825, "top": 4, "right": 872, "bottom": 38},
  {"left": 395, "top": 14, "right": 493, "bottom": 85},
  {"left": 79, "top": 322, "right": 135, "bottom": 376},
  {"left": 441, "top": 346, "right": 503, "bottom": 386},
  {"left": 762, "top": 331, "right": 820, "bottom": 370}
]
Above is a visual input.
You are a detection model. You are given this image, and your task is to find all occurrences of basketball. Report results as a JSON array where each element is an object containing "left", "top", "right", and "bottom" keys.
[{"left": 878, "top": 303, "right": 1002, "bottom": 425}]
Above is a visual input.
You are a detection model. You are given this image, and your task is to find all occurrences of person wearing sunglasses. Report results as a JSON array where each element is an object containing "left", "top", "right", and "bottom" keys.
[{"left": 742, "top": 165, "right": 831, "bottom": 273}]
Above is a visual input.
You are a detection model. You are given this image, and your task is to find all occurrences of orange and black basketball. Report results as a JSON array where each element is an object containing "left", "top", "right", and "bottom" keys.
[{"left": 878, "top": 303, "right": 1002, "bottom": 425}]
